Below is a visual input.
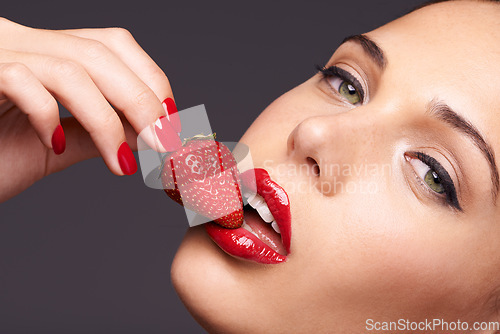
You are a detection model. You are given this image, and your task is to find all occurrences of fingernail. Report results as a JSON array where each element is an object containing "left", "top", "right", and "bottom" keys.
[
  {"left": 155, "top": 116, "right": 182, "bottom": 151},
  {"left": 162, "top": 98, "right": 181, "bottom": 133},
  {"left": 117, "top": 142, "right": 137, "bottom": 175},
  {"left": 51, "top": 124, "right": 66, "bottom": 155}
]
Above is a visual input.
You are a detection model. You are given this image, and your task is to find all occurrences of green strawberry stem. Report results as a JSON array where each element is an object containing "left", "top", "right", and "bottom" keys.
[
  {"left": 157, "top": 132, "right": 217, "bottom": 179},
  {"left": 181, "top": 132, "right": 216, "bottom": 145}
]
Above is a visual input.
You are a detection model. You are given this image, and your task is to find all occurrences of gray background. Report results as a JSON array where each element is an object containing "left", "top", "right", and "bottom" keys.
[{"left": 0, "top": 0, "right": 423, "bottom": 333}]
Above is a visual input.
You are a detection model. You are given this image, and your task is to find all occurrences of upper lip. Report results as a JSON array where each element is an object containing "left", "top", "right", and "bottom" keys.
[{"left": 240, "top": 168, "right": 292, "bottom": 253}]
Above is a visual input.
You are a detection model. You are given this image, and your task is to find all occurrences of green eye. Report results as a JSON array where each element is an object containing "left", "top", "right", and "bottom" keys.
[
  {"left": 317, "top": 65, "right": 365, "bottom": 105},
  {"left": 338, "top": 81, "right": 361, "bottom": 105},
  {"left": 406, "top": 151, "right": 461, "bottom": 210},
  {"left": 424, "top": 170, "right": 445, "bottom": 194}
]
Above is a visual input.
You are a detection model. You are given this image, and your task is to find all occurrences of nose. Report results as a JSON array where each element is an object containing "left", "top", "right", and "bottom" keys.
[{"left": 287, "top": 112, "right": 379, "bottom": 196}]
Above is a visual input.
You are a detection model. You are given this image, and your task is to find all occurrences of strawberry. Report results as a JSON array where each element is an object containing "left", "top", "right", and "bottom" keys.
[{"left": 161, "top": 134, "right": 243, "bottom": 229}]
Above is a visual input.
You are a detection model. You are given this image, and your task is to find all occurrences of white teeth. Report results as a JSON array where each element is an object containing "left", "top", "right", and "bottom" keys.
[
  {"left": 248, "top": 193, "right": 265, "bottom": 209},
  {"left": 246, "top": 192, "right": 275, "bottom": 223},
  {"left": 244, "top": 192, "right": 279, "bottom": 231},
  {"left": 271, "top": 221, "right": 281, "bottom": 234},
  {"left": 256, "top": 204, "right": 274, "bottom": 223}
]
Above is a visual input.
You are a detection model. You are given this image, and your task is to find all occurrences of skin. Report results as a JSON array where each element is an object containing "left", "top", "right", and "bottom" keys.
[
  {"left": 171, "top": 1, "right": 500, "bottom": 333},
  {"left": 0, "top": 19, "right": 174, "bottom": 202}
]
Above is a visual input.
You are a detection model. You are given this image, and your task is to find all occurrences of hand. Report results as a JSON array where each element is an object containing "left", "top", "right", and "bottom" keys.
[{"left": 0, "top": 18, "right": 181, "bottom": 202}]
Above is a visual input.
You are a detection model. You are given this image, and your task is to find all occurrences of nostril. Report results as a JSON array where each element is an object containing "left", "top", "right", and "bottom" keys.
[{"left": 306, "top": 157, "right": 320, "bottom": 176}]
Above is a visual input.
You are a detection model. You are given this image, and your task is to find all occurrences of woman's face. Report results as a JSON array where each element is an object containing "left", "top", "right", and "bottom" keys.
[{"left": 171, "top": 1, "right": 500, "bottom": 332}]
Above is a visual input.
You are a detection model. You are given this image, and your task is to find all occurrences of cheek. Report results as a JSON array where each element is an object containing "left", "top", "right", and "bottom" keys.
[
  {"left": 292, "top": 191, "right": 488, "bottom": 318},
  {"left": 239, "top": 83, "right": 316, "bottom": 149}
]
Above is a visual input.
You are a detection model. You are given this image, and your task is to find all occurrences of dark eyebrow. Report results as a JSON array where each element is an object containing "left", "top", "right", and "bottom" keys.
[
  {"left": 341, "top": 34, "right": 387, "bottom": 69},
  {"left": 428, "top": 100, "right": 499, "bottom": 201}
]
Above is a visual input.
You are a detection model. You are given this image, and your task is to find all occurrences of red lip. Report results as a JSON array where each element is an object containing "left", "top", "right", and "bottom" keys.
[{"left": 205, "top": 168, "right": 292, "bottom": 264}]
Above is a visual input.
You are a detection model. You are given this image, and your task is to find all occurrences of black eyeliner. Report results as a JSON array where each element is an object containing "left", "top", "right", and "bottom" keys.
[
  {"left": 315, "top": 64, "right": 365, "bottom": 102},
  {"left": 411, "top": 151, "right": 462, "bottom": 211}
]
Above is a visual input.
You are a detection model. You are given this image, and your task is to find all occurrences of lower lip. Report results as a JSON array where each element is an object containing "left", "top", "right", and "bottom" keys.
[
  {"left": 204, "top": 168, "right": 291, "bottom": 264},
  {"left": 204, "top": 217, "right": 286, "bottom": 264}
]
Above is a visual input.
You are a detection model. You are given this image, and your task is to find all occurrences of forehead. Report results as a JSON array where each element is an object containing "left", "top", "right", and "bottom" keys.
[
  {"left": 369, "top": 1, "right": 500, "bottom": 73},
  {"left": 363, "top": 1, "right": 500, "bottom": 140}
]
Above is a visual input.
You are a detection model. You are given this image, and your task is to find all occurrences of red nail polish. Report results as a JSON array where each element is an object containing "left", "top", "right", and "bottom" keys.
[
  {"left": 117, "top": 142, "right": 137, "bottom": 175},
  {"left": 163, "top": 98, "right": 181, "bottom": 133},
  {"left": 155, "top": 116, "right": 182, "bottom": 151},
  {"left": 51, "top": 124, "right": 66, "bottom": 155}
]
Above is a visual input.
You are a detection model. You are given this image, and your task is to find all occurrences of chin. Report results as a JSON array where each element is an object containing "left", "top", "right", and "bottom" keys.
[
  {"left": 171, "top": 224, "right": 294, "bottom": 333},
  {"left": 171, "top": 226, "right": 249, "bottom": 333},
  {"left": 171, "top": 226, "right": 222, "bottom": 332}
]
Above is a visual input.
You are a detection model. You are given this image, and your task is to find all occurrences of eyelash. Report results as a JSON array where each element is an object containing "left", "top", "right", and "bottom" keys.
[
  {"left": 316, "top": 65, "right": 461, "bottom": 211},
  {"left": 407, "top": 151, "right": 462, "bottom": 211},
  {"left": 315, "top": 64, "right": 366, "bottom": 103}
]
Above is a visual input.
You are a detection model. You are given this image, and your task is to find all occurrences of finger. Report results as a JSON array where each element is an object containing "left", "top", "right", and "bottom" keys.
[
  {"left": 6, "top": 27, "right": 173, "bottom": 140},
  {"left": 0, "top": 62, "right": 65, "bottom": 154},
  {"left": 0, "top": 49, "right": 135, "bottom": 175},
  {"left": 62, "top": 28, "right": 182, "bottom": 134},
  {"left": 62, "top": 28, "right": 172, "bottom": 101},
  {"left": 62, "top": 28, "right": 182, "bottom": 133},
  {"left": 162, "top": 97, "right": 181, "bottom": 134},
  {"left": 0, "top": 23, "right": 181, "bottom": 152},
  {"left": 45, "top": 116, "right": 139, "bottom": 175}
]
